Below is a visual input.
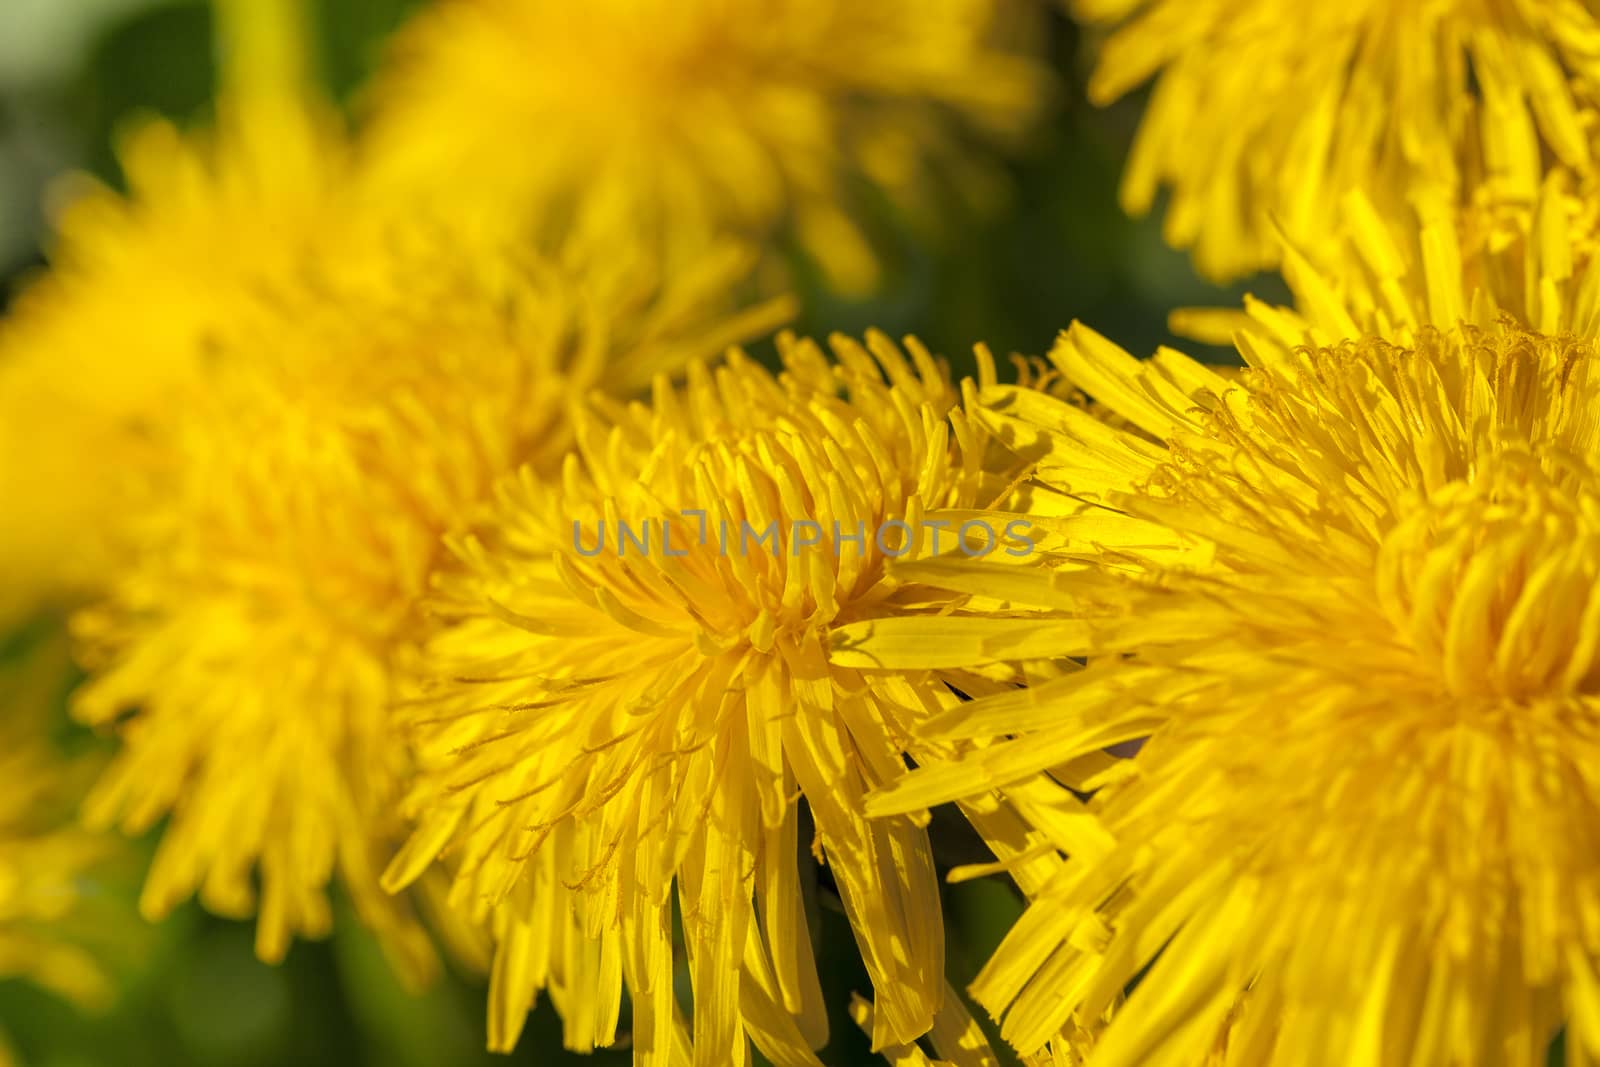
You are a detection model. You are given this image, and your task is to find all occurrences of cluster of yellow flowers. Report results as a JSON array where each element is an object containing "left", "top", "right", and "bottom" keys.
[{"left": 4, "top": 0, "right": 1600, "bottom": 1064}]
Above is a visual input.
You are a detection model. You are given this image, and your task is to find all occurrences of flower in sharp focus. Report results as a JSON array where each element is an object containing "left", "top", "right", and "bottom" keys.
[
  {"left": 840, "top": 319, "right": 1600, "bottom": 1065},
  {"left": 361, "top": 0, "right": 1051, "bottom": 294},
  {"left": 68, "top": 236, "right": 789, "bottom": 988},
  {"left": 384, "top": 332, "right": 1089, "bottom": 1062},
  {"left": 1071, "top": 0, "right": 1600, "bottom": 281}
]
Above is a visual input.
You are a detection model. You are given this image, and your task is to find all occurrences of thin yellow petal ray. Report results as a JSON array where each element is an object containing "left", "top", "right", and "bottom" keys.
[
  {"left": 866, "top": 717, "right": 1161, "bottom": 817},
  {"left": 829, "top": 617, "right": 1093, "bottom": 670}
]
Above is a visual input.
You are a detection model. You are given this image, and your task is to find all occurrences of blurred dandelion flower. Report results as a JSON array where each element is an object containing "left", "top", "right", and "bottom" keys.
[
  {"left": 844, "top": 319, "right": 1600, "bottom": 1065},
  {"left": 1073, "top": 0, "right": 1600, "bottom": 280},
  {"left": 362, "top": 0, "right": 1051, "bottom": 294},
  {"left": 0, "top": 1, "right": 356, "bottom": 623},
  {"left": 384, "top": 333, "right": 1084, "bottom": 1061},
  {"left": 69, "top": 240, "right": 788, "bottom": 988}
]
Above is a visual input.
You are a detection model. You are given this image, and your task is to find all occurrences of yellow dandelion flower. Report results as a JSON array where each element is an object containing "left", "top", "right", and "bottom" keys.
[
  {"left": 362, "top": 0, "right": 1050, "bottom": 293},
  {"left": 69, "top": 237, "right": 789, "bottom": 987},
  {"left": 383, "top": 332, "right": 1086, "bottom": 1061},
  {"left": 843, "top": 318, "right": 1600, "bottom": 1065},
  {"left": 0, "top": 637, "right": 121, "bottom": 1066},
  {"left": 0, "top": 1, "right": 352, "bottom": 622},
  {"left": 1073, "top": 0, "right": 1600, "bottom": 280}
]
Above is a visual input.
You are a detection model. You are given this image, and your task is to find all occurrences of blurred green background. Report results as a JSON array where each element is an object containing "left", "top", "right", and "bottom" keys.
[{"left": 0, "top": 3, "right": 1285, "bottom": 1064}]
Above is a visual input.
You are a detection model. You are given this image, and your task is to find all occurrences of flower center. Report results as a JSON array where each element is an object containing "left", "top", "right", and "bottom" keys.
[{"left": 1376, "top": 454, "right": 1600, "bottom": 701}]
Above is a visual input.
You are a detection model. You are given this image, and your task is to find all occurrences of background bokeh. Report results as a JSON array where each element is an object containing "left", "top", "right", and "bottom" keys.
[{"left": 0, "top": 4, "right": 1286, "bottom": 1064}]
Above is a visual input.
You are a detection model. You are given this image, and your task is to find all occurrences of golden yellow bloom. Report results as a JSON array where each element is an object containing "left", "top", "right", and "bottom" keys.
[
  {"left": 1074, "top": 0, "right": 1600, "bottom": 280},
  {"left": 0, "top": 636, "right": 120, "bottom": 1067},
  {"left": 384, "top": 333, "right": 1083, "bottom": 1061},
  {"left": 843, "top": 319, "right": 1600, "bottom": 1065},
  {"left": 70, "top": 238, "right": 788, "bottom": 987},
  {"left": 363, "top": 0, "right": 1050, "bottom": 293},
  {"left": 0, "top": 62, "right": 353, "bottom": 623}
]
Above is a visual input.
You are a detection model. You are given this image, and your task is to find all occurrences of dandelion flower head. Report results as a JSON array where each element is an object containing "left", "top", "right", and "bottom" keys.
[
  {"left": 363, "top": 0, "right": 1050, "bottom": 293},
  {"left": 848, "top": 318, "right": 1600, "bottom": 1066},
  {"left": 0, "top": 76, "right": 356, "bottom": 623},
  {"left": 385, "top": 332, "right": 1081, "bottom": 1061},
  {"left": 69, "top": 237, "right": 788, "bottom": 986}
]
